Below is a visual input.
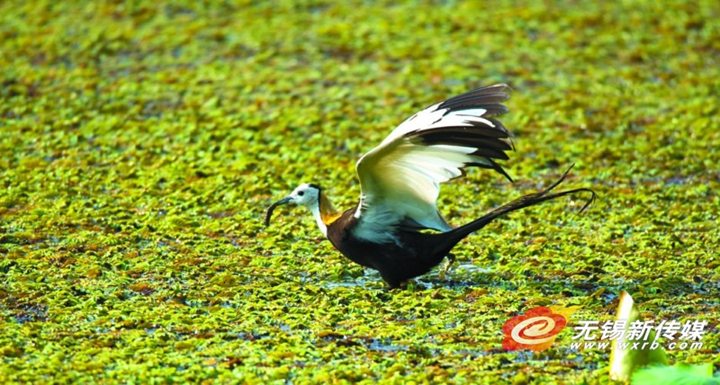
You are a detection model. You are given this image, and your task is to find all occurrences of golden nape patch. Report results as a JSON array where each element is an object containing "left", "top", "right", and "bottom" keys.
[{"left": 319, "top": 193, "right": 342, "bottom": 225}]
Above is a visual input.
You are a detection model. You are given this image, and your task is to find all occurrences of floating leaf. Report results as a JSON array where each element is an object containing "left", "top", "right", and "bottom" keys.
[{"left": 632, "top": 363, "right": 719, "bottom": 385}]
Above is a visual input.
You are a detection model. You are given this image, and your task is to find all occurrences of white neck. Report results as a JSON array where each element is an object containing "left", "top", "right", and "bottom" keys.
[{"left": 309, "top": 203, "right": 327, "bottom": 237}]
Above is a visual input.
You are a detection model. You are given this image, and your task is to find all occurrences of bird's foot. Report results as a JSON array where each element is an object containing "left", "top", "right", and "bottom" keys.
[
  {"left": 439, "top": 253, "right": 456, "bottom": 279},
  {"left": 391, "top": 279, "right": 426, "bottom": 290}
]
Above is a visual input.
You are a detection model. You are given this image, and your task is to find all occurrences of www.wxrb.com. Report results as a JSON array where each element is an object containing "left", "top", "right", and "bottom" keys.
[{"left": 569, "top": 341, "right": 703, "bottom": 350}]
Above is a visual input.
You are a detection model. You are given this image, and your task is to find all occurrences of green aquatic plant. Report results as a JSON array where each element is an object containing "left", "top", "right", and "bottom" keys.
[{"left": 1, "top": 0, "right": 718, "bottom": 383}]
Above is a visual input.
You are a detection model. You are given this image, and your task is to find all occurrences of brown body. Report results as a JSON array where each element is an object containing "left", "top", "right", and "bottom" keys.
[
  {"left": 323, "top": 170, "right": 593, "bottom": 288},
  {"left": 326, "top": 207, "right": 451, "bottom": 287}
]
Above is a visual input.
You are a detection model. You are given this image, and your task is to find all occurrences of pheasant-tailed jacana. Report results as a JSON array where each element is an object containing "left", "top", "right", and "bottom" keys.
[{"left": 265, "top": 84, "right": 595, "bottom": 288}]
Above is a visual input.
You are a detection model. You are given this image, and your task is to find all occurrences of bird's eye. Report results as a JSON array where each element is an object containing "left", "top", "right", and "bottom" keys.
[{"left": 298, "top": 191, "right": 305, "bottom": 196}]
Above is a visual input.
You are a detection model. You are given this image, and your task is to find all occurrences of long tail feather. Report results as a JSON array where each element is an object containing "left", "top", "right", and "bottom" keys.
[{"left": 436, "top": 165, "right": 595, "bottom": 254}]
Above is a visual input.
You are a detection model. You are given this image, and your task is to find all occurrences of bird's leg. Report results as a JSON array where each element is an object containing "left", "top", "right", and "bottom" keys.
[
  {"left": 447, "top": 252, "right": 456, "bottom": 264},
  {"left": 439, "top": 253, "right": 456, "bottom": 278},
  {"left": 399, "top": 279, "right": 427, "bottom": 290}
]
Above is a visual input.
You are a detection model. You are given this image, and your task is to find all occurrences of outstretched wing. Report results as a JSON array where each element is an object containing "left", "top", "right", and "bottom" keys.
[{"left": 353, "top": 84, "right": 513, "bottom": 243}]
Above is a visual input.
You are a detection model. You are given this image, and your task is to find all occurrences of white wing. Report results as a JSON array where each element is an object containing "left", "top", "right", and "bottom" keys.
[{"left": 353, "top": 84, "right": 513, "bottom": 244}]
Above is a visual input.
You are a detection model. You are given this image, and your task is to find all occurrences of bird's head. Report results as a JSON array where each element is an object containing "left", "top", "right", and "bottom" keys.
[{"left": 264, "top": 183, "right": 321, "bottom": 226}]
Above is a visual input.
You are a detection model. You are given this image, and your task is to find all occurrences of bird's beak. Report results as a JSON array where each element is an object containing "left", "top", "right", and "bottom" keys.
[{"left": 265, "top": 196, "right": 293, "bottom": 227}]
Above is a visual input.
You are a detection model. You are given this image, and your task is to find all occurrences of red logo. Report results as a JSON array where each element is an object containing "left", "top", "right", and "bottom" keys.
[{"left": 502, "top": 306, "right": 579, "bottom": 351}]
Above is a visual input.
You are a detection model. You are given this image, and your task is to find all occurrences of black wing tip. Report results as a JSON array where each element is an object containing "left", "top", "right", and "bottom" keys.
[
  {"left": 483, "top": 83, "right": 513, "bottom": 95},
  {"left": 439, "top": 83, "right": 513, "bottom": 113},
  {"left": 472, "top": 83, "right": 513, "bottom": 94},
  {"left": 493, "top": 160, "right": 514, "bottom": 183},
  {"left": 465, "top": 160, "right": 514, "bottom": 183}
]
